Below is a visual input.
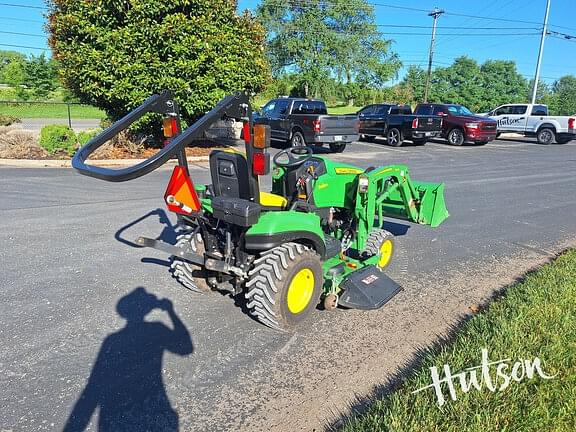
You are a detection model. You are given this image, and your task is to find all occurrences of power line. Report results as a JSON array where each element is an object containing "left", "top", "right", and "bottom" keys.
[
  {"left": 547, "top": 29, "right": 576, "bottom": 40},
  {"left": 0, "top": 43, "right": 48, "bottom": 51},
  {"left": 0, "top": 2, "right": 45, "bottom": 10},
  {"left": 0, "top": 16, "right": 44, "bottom": 23},
  {"left": 0, "top": 30, "right": 45, "bottom": 38}
]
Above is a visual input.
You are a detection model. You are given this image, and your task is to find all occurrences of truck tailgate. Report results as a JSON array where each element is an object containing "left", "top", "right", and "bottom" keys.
[
  {"left": 318, "top": 115, "right": 358, "bottom": 135},
  {"left": 414, "top": 116, "right": 442, "bottom": 131}
]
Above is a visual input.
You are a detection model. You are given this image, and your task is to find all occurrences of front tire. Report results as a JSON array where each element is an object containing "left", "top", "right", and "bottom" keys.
[
  {"left": 537, "top": 128, "right": 555, "bottom": 145},
  {"left": 290, "top": 131, "right": 306, "bottom": 147},
  {"left": 170, "top": 231, "right": 211, "bottom": 293},
  {"left": 329, "top": 142, "right": 346, "bottom": 153},
  {"left": 245, "top": 243, "right": 323, "bottom": 331},
  {"left": 387, "top": 128, "right": 403, "bottom": 147},
  {"left": 361, "top": 229, "right": 395, "bottom": 270},
  {"left": 448, "top": 128, "right": 465, "bottom": 146}
]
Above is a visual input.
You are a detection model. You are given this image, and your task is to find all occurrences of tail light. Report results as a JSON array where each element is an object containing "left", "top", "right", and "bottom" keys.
[
  {"left": 412, "top": 118, "right": 418, "bottom": 129},
  {"left": 313, "top": 119, "right": 321, "bottom": 133},
  {"left": 243, "top": 121, "right": 251, "bottom": 145},
  {"left": 355, "top": 119, "right": 360, "bottom": 132},
  {"left": 163, "top": 116, "right": 179, "bottom": 138},
  {"left": 164, "top": 166, "right": 201, "bottom": 215},
  {"left": 569, "top": 118, "right": 575, "bottom": 129},
  {"left": 252, "top": 152, "right": 270, "bottom": 176}
]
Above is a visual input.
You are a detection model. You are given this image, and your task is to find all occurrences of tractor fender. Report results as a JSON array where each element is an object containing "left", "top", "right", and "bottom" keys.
[{"left": 244, "top": 211, "right": 326, "bottom": 257}]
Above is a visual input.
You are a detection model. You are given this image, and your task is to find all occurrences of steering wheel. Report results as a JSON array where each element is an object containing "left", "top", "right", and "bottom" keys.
[{"left": 273, "top": 146, "right": 313, "bottom": 168}]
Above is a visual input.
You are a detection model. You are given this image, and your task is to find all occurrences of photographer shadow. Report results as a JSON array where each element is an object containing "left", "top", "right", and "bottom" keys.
[{"left": 63, "top": 287, "right": 193, "bottom": 432}]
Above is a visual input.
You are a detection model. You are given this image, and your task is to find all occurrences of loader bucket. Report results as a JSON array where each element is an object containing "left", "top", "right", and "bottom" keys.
[{"left": 413, "top": 181, "right": 449, "bottom": 227}]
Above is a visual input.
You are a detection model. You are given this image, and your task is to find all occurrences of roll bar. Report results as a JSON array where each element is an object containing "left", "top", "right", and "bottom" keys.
[{"left": 72, "top": 90, "right": 251, "bottom": 182}]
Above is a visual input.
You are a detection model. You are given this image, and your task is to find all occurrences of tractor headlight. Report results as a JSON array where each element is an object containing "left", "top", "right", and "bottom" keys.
[{"left": 358, "top": 175, "right": 369, "bottom": 194}]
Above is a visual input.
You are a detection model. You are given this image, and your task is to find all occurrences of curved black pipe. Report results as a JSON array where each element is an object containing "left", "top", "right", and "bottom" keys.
[{"left": 72, "top": 91, "right": 251, "bottom": 182}]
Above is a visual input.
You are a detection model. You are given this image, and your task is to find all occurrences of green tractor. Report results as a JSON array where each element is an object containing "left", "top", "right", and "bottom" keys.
[{"left": 73, "top": 91, "right": 449, "bottom": 331}]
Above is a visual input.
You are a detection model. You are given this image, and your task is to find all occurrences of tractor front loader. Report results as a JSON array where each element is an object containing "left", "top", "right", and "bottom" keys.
[{"left": 73, "top": 91, "right": 449, "bottom": 331}]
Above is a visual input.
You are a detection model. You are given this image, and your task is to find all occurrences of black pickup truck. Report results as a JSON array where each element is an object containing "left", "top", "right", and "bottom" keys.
[
  {"left": 254, "top": 98, "right": 358, "bottom": 153},
  {"left": 357, "top": 103, "right": 443, "bottom": 146}
]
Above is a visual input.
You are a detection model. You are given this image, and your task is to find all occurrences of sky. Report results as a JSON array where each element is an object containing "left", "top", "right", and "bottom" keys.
[{"left": 1, "top": 0, "right": 575, "bottom": 85}]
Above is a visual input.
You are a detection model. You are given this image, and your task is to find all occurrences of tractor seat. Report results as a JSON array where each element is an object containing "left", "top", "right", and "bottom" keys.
[{"left": 260, "top": 192, "right": 287, "bottom": 209}]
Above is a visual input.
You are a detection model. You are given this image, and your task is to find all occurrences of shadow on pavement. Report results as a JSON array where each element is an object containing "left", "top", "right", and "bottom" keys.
[
  {"left": 114, "top": 208, "right": 178, "bottom": 249},
  {"left": 384, "top": 221, "right": 410, "bottom": 237},
  {"left": 63, "top": 287, "right": 193, "bottom": 432}
]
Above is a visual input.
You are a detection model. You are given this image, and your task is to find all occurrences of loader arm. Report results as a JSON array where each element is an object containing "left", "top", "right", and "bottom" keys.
[{"left": 354, "top": 165, "right": 449, "bottom": 248}]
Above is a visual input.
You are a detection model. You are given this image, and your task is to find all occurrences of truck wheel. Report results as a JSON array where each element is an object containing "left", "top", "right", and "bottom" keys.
[
  {"left": 170, "top": 231, "right": 211, "bottom": 293},
  {"left": 387, "top": 128, "right": 403, "bottom": 147},
  {"left": 290, "top": 131, "right": 306, "bottom": 147},
  {"left": 537, "top": 128, "right": 555, "bottom": 145},
  {"left": 448, "top": 128, "right": 465, "bottom": 146},
  {"left": 329, "top": 142, "right": 346, "bottom": 153},
  {"left": 245, "top": 242, "right": 323, "bottom": 331},
  {"left": 361, "top": 229, "right": 395, "bottom": 270}
]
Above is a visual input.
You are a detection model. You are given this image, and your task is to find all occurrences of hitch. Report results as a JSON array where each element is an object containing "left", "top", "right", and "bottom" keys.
[{"left": 136, "top": 236, "right": 204, "bottom": 266}]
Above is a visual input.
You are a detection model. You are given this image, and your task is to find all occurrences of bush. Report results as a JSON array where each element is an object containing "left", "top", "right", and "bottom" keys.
[
  {"left": 77, "top": 128, "right": 102, "bottom": 146},
  {"left": 47, "top": 0, "right": 270, "bottom": 125},
  {"left": 39, "top": 124, "right": 77, "bottom": 155},
  {"left": 0, "top": 115, "right": 21, "bottom": 126}
]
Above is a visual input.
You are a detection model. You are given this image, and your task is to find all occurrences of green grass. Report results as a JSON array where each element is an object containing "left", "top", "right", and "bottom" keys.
[
  {"left": 327, "top": 105, "right": 361, "bottom": 115},
  {"left": 342, "top": 249, "right": 576, "bottom": 432},
  {"left": 0, "top": 102, "right": 105, "bottom": 119}
]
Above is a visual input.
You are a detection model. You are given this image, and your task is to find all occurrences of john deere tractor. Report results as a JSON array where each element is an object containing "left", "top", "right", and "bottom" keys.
[{"left": 73, "top": 91, "right": 449, "bottom": 331}]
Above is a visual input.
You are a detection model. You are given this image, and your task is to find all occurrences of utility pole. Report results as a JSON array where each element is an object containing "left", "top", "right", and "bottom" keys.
[
  {"left": 424, "top": 7, "right": 444, "bottom": 103},
  {"left": 531, "top": 0, "right": 551, "bottom": 104}
]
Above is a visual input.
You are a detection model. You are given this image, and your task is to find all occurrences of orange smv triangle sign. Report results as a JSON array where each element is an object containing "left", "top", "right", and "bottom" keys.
[{"left": 164, "top": 166, "right": 201, "bottom": 215}]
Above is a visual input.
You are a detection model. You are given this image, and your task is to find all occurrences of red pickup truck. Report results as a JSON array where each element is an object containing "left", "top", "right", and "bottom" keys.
[{"left": 414, "top": 103, "right": 497, "bottom": 145}]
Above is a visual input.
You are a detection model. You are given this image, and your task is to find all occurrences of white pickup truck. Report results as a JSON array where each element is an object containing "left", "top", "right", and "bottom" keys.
[{"left": 482, "top": 103, "right": 575, "bottom": 144}]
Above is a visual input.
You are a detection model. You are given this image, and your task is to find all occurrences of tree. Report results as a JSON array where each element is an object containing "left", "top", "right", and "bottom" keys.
[
  {"left": 47, "top": 0, "right": 270, "bottom": 121},
  {"left": 26, "top": 54, "right": 59, "bottom": 98},
  {"left": 0, "top": 50, "right": 26, "bottom": 84},
  {"left": 479, "top": 60, "right": 527, "bottom": 111},
  {"left": 547, "top": 75, "right": 576, "bottom": 115},
  {"left": 399, "top": 65, "right": 426, "bottom": 104},
  {"left": 257, "top": 0, "right": 400, "bottom": 100}
]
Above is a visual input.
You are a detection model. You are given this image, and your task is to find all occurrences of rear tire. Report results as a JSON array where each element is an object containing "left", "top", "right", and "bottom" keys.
[
  {"left": 329, "top": 142, "right": 346, "bottom": 153},
  {"left": 170, "top": 231, "right": 211, "bottom": 293},
  {"left": 290, "top": 131, "right": 306, "bottom": 147},
  {"left": 537, "top": 127, "right": 555, "bottom": 145},
  {"left": 361, "top": 229, "right": 395, "bottom": 271},
  {"left": 245, "top": 242, "right": 323, "bottom": 331},
  {"left": 448, "top": 128, "right": 465, "bottom": 146},
  {"left": 387, "top": 128, "right": 403, "bottom": 147}
]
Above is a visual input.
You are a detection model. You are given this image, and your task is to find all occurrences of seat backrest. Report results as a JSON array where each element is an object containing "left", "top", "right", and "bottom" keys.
[{"left": 209, "top": 150, "right": 258, "bottom": 201}]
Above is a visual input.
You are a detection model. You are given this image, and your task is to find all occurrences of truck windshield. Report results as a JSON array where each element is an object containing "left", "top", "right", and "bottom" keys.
[{"left": 447, "top": 105, "right": 475, "bottom": 116}]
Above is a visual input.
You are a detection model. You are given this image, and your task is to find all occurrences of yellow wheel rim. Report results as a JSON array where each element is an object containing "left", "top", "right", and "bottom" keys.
[
  {"left": 378, "top": 239, "right": 393, "bottom": 269},
  {"left": 286, "top": 268, "right": 315, "bottom": 314}
]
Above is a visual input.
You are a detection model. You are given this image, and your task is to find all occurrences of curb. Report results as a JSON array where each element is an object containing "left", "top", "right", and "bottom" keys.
[{"left": 0, "top": 156, "right": 210, "bottom": 168}]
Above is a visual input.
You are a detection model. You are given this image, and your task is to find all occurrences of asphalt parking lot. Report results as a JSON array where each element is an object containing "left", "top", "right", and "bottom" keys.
[{"left": 2, "top": 136, "right": 576, "bottom": 431}]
